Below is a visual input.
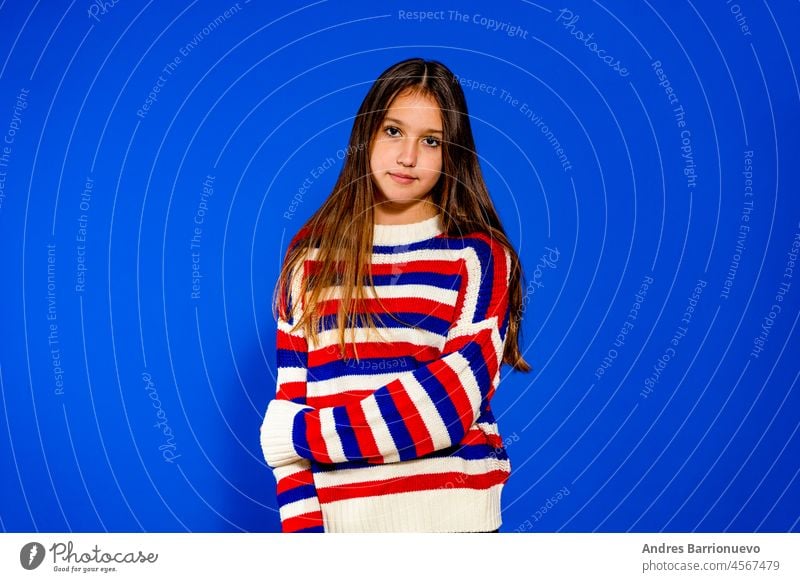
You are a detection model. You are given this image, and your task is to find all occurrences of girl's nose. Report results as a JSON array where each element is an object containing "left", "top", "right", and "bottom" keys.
[{"left": 397, "top": 137, "right": 418, "bottom": 167}]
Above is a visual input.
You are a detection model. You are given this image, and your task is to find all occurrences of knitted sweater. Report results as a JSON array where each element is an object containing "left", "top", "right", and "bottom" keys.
[{"left": 260, "top": 214, "right": 513, "bottom": 532}]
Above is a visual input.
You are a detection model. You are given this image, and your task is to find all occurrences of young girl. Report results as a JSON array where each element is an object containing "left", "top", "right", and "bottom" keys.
[{"left": 260, "top": 57, "right": 532, "bottom": 533}]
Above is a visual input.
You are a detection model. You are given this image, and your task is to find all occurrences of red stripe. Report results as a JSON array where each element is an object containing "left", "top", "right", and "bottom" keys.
[
  {"left": 317, "top": 470, "right": 509, "bottom": 503},
  {"left": 304, "top": 410, "right": 333, "bottom": 464},
  {"left": 306, "top": 258, "right": 463, "bottom": 278},
  {"left": 449, "top": 259, "right": 467, "bottom": 331},
  {"left": 276, "top": 381, "right": 305, "bottom": 402},
  {"left": 282, "top": 511, "right": 324, "bottom": 533},
  {"left": 276, "top": 329, "right": 306, "bottom": 351},
  {"left": 467, "top": 234, "right": 510, "bottom": 322},
  {"left": 385, "top": 377, "right": 434, "bottom": 457},
  {"left": 309, "top": 341, "right": 440, "bottom": 367},
  {"left": 344, "top": 400, "right": 383, "bottom": 461},
  {"left": 442, "top": 325, "right": 491, "bottom": 354},
  {"left": 369, "top": 259, "right": 462, "bottom": 277},
  {"left": 304, "top": 258, "right": 463, "bottom": 283},
  {"left": 307, "top": 390, "right": 375, "bottom": 409},
  {"left": 475, "top": 328, "right": 501, "bottom": 398},
  {"left": 429, "top": 358, "right": 474, "bottom": 435},
  {"left": 316, "top": 296, "right": 455, "bottom": 320},
  {"left": 459, "top": 429, "right": 489, "bottom": 447},
  {"left": 276, "top": 469, "right": 314, "bottom": 495},
  {"left": 457, "top": 427, "right": 503, "bottom": 449},
  {"left": 484, "top": 433, "right": 504, "bottom": 448},
  {"left": 442, "top": 327, "right": 498, "bottom": 403},
  {"left": 488, "top": 241, "right": 508, "bottom": 321}
]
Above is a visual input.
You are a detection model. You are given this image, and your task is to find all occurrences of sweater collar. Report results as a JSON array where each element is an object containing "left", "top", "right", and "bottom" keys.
[{"left": 372, "top": 214, "right": 444, "bottom": 246}]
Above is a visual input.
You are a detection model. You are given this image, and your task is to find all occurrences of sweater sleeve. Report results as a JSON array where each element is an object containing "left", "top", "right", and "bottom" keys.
[
  {"left": 260, "top": 255, "right": 325, "bottom": 533},
  {"left": 261, "top": 239, "right": 511, "bottom": 466}
]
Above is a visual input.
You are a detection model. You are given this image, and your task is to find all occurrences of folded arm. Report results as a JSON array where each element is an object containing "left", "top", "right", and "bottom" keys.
[{"left": 262, "top": 239, "right": 512, "bottom": 467}]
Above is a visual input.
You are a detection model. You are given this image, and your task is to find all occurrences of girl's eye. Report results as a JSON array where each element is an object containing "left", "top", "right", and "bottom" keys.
[{"left": 383, "top": 126, "right": 441, "bottom": 148}]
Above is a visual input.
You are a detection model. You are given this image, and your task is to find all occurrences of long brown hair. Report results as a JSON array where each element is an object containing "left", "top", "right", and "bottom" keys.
[{"left": 273, "top": 57, "right": 531, "bottom": 372}]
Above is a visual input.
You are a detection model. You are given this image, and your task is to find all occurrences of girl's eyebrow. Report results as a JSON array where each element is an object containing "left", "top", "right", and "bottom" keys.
[{"left": 383, "top": 117, "right": 443, "bottom": 135}]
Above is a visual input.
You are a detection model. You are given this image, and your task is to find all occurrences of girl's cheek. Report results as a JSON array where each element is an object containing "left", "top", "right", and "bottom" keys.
[{"left": 374, "top": 144, "right": 394, "bottom": 166}]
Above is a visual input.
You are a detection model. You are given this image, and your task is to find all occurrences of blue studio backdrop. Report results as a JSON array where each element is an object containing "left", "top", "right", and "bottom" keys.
[{"left": 1, "top": 0, "right": 799, "bottom": 533}]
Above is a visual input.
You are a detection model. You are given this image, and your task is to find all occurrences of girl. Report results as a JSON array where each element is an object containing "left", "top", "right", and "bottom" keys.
[{"left": 260, "top": 57, "right": 532, "bottom": 533}]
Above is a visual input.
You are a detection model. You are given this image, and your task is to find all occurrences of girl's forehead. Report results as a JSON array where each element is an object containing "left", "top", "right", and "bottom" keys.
[
  {"left": 383, "top": 92, "right": 443, "bottom": 124},
  {"left": 388, "top": 89, "right": 439, "bottom": 109}
]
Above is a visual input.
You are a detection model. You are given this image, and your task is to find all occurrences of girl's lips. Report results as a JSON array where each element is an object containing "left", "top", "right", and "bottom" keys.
[{"left": 388, "top": 172, "right": 416, "bottom": 184}]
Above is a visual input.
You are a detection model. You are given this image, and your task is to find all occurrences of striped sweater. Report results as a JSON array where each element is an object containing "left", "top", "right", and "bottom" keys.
[{"left": 260, "top": 214, "right": 513, "bottom": 532}]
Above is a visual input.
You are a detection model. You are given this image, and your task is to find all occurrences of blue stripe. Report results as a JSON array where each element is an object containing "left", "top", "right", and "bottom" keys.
[
  {"left": 369, "top": 271, "right": 460, "bottom": 289},
  {"left": 292, "top": 409, "right": 311, "bottom": 459},
  {"left": 372, "top": 238, "right": 444, "bottom": 253},
  {"left": 374, "top": 236, "right": 499, "bottom": 322},
  {"left": 310, "top": 442, "right": 504, "bottom": 471},
  {"left": 414, "top": 363, "right": 463, "bottom": 445},
  {"left": 468, "top": 239, "right": 494, "bottom": 323},
  {"left": 476, "top": 405, "right": 496, "bottom": 425},
  {"left": 427, "top": 442, "right": 508, "bottom": 461},
  {"left": 499, "top": 302, "right": 510, "bottom": 340},
  {"left": 373, "top": 388, "right": 417, "bottom": 461},
  {"left": 277, "top": 483, "right": 317, "bottom": 506},
  {"left": 317, "top": 311, "right": 450, "bottom": 336},
  {"left": 333, "top": 406, "right": 363, "bottom": 460},
  {"left": 421, "top": 235, "right": 496, "bottom": 323},
  {"left": 461, "top": 341, "right": 491, "bottom": 399},
  {"left": 309, "top": 355, "right": 419, "bottom": 381},
  {"left": 277, "top": 348, "right": 307, "bottom": 368},
  {"left": 283, "top": 276, "right": 296, "bottom": 325}
]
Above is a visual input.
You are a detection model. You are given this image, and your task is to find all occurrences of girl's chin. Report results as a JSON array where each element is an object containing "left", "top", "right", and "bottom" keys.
[{"left": 377, "top": 196, "right": 426, "bottom": 207}]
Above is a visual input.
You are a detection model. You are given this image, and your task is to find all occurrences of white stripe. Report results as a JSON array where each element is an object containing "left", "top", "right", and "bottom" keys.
[
  {"left": 306, "top": 331, "right": 490, "bottom": 394},
  {"left": 476, "top": 422, "right": 500, "bottom": 435},
  {"left": 447, "top": 316, "right": 503, "bottom": 350},
  {"left": 370, "top": 248, "right": 460, "bottom": 262},
  {"left": 322, "top": 283, "right": 459, "bottom": 306},
  {"left": 277, "top": 319, "right": 303, "bottom": 335},
  {"left": 446, "top": 351, "right": 482, "bottom": 418},
  {"left": 504, "top": 246, "right": 511, "bottom": 286},
  {"left": 319, "top": 407, "right": 347, "bottom": 463},
  {"left": 277, "top": 262, "right": 307, "bottom": 328},
  {"left": 307, "top": 247, "right": 468, "bottom": 263},
  {"left": 359, "top": 396, "right": 400, "bottom": 463},
  {"left": 310, "top": 324, "right": 446, "bottom": 351},
  {"left": 314, "top": 455, "right": 510, "bottom": 488},
  {"left": 320, "top": 484, "right": 505, "bottom": 532},
  {"left": 402, "top": 374, "right": 452, "bottom": 451},
  {"left": 279, "top": 497, "right": 321, "bottom": 521},
  {"left": 306, "top": 322, "right": 502, "bottom": 398},
  {"left": 452, "top": 245, "right": 482, "bottom": 330},
  {"left": 276, "top": 367, "right": 305, "bottom": 384},
  {"left": 271, "top": 461, "right": 310, "bottom": 481},
  {"left": 307, "top": 371, "right": 412, "bottom": 397}
]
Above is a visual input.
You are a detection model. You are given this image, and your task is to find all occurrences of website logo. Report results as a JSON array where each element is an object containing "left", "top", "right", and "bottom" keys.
[{"left": 19, "top": 542, "right": 46, "bottom": 570}]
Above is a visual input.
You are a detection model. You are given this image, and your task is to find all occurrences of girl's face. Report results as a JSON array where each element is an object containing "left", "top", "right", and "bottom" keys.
[{"left": 369, "top": 90, "right": 443, "bottom": 221}]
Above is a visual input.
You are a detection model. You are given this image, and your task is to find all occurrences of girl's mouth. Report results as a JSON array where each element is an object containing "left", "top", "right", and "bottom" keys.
[{"left": 388, "top": 172, "right": 416, "bottom": 184}]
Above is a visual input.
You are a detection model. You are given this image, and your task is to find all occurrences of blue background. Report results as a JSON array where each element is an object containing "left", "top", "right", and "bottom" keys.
[{"left": 1, "top": 0, "right": 798, "bottom": 533}]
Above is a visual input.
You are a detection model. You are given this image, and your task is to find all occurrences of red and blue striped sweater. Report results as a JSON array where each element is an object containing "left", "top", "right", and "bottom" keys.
[{"left": 260, "top": 214, "right": 514, "bottom": 532}]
